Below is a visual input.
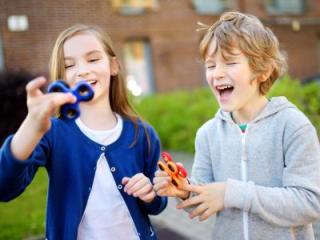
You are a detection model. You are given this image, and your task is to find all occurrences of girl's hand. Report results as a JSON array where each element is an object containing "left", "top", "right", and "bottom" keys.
[
  {"left": 25, "top": 76, "right": 76, "bottom": 133},
  {"left": 10, "top": 77, "right": 77, "bottom": 161},
  {"left": 122, "top": 173, "right": 156, "bottom": 203},
  {"left": 153, "top": 170, "right": 189, "bottom": 199},
  {"left": 176, "top": 182, "right": 226, "bottom": 221}
]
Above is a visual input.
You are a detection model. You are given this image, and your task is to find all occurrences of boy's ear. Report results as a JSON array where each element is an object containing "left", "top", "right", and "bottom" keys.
[
  {"left": 110, "top": 57, "right": 119, "bottom": 76},
  {"left": 259, "top": 66, "right": 274, "bottom": 82}
]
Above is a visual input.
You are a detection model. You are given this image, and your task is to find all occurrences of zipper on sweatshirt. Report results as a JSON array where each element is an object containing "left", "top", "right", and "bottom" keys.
[{"left": 240, "top": 125, "right": 249, "bottom": 240}]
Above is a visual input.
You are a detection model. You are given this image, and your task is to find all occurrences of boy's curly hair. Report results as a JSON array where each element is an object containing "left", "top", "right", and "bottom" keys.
[{"left": 199, "top": 11, "right": 287, "bottom": 95}]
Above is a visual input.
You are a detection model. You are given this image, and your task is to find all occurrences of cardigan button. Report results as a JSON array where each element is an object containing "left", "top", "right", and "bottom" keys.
[
  {"left": 117, "top": 184, "right": 123, "bottom": 190},
  {"left": 110, "top": 167, "right": 116, "bottom": 172},
  {"left": 100, "top": 146, "right": 106, "bottom": 151}
]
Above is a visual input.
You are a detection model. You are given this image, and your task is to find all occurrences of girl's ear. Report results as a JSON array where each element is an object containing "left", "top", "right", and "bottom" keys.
[{"left": 110, "top": 57, "right": 119, "bottom": 76}]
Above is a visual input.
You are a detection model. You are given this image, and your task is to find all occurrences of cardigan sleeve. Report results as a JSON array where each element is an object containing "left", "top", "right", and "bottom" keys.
[
  {"left": 0, "top": 133, "right": 50, "bottom": 202},
  {"left": 139, "top": 123, "right": 167, "bottom": 215}
]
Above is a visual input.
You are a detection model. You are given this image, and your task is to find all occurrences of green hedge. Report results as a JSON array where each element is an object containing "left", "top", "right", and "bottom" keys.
[{"left": 133, "top": 76, "right": 320, "bottom": 153}]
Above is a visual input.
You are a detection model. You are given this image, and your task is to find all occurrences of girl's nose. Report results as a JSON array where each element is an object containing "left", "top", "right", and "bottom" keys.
[{"left": 77, "top": 63, "right": 90, "bottom": 78}]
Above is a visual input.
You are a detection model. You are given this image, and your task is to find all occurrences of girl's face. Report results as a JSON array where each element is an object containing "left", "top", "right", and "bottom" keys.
[
  {"left": 205, "top": 39, "right": 265, "bottom": 121},
  {"left": 63, "top": 32, "right": 117, "bottom": 105}
]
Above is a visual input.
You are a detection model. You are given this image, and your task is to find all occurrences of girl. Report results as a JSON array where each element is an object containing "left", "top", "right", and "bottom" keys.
[{"left": 0, "top": 24, "right": 167, "bottom": 240}]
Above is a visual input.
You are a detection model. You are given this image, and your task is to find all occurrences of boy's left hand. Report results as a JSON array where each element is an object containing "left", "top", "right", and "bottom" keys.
[
  {"left": 122, "top": 173, "right": 156, "bottom": 203},
  {"left": 176, "top": 182, "right": 226, "bottom": 221}
]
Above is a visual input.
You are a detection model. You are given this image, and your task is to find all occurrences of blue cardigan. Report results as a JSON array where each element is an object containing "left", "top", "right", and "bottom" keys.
[{"left": 0, "top": 117, "right": 167, "bottom": 239}]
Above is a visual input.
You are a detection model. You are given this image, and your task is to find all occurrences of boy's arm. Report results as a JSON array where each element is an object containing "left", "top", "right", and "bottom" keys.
[
  {"left": 175, "top": 127, "right": 215, "bottom": 212},
  {"left": 224, "top": 123, "right": 320, "bottom": 226}
]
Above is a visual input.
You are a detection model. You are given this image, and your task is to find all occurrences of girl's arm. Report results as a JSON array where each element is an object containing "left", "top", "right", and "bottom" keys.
[
  {"left": 0, "top": 77, "right": 75, "bottom": 201},
  {"left": 138, "top": 124, "right": 167, "bottom": 215},
  {"left": 11, "top": 77, "right": 76, "bottom": 160}
]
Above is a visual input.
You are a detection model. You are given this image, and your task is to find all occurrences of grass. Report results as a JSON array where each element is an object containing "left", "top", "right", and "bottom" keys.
[{"left": 0, "top": 169, "right": 47, "bottom": 240}]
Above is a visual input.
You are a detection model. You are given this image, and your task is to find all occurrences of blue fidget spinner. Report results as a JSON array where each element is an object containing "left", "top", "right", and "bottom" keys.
[{"left": 47, "top": 80, "right": 94, "bottom": 120}]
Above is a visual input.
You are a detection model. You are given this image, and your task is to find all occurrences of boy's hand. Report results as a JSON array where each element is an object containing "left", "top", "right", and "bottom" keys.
[
  {"left": 122, "top": 173, "right": 156, "bottom": 203},
  {"left": 153, "top": 170, "right": 189, "bottom": 199},
  {"left": 26, "top": 77, "right": 76, "bottom": 133},
  {"left": 176, "top": 182, "right": 226, "bottom": 221}
]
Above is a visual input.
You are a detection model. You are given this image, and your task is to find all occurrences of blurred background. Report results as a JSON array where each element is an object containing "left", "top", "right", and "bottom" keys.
[{"left": 0, "top": 0, "right": 320, "bottom": 239}]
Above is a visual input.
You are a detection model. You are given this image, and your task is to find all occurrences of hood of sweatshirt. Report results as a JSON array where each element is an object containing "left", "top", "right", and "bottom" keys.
[{"left": 215, "top": 96, "right": 297, "bottom": 124}]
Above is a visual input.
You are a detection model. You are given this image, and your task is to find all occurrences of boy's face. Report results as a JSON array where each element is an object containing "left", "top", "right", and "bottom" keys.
[
  {"left": 63, "top": 32, "right": 118, "bottom": 105},
  {"left": 205, "top": 39, "right": 264, "bottom": 119}
]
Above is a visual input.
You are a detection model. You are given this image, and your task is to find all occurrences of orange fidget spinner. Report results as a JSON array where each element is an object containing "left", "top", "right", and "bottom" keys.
[{"left": 158, "top": 152, "right": 188, "bottom": 188}]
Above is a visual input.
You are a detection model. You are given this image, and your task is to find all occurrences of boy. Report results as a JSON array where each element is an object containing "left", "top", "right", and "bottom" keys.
[{"left": 153, "top": 11, "right": 320, "bottom": 240}]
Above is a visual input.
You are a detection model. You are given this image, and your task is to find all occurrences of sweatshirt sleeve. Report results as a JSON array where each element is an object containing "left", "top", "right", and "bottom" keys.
[
  {"left": 139, "top": 124, "right": 167, "bottom": 215},
  {"left": 177, "top": 125, "right": 215, "bottom": 213},
  {"left": 224, "top": 123, "right": 320, "bottom": 227},
  {"left": 0, "top": 134, "right": 50, "bottom": 202},
  {"left": 191, "top": 126, "right": 215, "bottom": 184}
]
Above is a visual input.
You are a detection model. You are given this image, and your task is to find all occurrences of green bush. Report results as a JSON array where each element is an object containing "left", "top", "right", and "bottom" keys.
[
  {"left": 134, "top": 75, "right": 320, "bottom": 153},
  {"left": 134, "top": 88, "right": 219, "bottom": 153}
]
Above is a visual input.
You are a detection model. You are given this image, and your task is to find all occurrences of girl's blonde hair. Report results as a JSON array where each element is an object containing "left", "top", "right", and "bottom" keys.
[
  {"left": 199, "top": 11, "right": 287, "bottom": 95},
  {"left": 49, "top": 24, "right": 150, "bottom": 148}
]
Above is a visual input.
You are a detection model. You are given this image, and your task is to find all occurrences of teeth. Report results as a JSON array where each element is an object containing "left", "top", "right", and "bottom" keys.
[
  {"left": 87, "top": 80, "right": 96, "bottom": 84},
  {"left": 216, "top": 85, "right": 233, "bottom": 90}
]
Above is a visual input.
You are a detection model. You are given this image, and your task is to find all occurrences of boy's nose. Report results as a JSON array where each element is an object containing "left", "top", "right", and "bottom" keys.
[{"left": 213, "top": 64, "right": 226, "bottom": 80}]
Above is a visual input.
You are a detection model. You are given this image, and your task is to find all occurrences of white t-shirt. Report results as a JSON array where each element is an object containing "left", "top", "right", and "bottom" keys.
[{"left": 76, "top": 114, "right": 139, "bottom": 240}]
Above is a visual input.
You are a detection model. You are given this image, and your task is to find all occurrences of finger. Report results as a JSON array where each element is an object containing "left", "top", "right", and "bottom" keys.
[
  {"left": 178, "top": 183, "right": 202, "bottom": 193},
  {"left": 133, "top": 182, "right": 153, "bottom": 197},
  {"left": 189, "top": 204, "right": 208, "bottom": 219},
  {"left": 157, "top": 188, "right": 170, "bottom": 197},
  {"left": 176, "top": 195, "right": 202, "bottom": 209},
  {"left": 26, "top": 77, "right": 47, "bottom": 98},
  {"left": 153, "top": 179, "right": 170, "bottom": 192},
  {"left": 123, "top": 174, "right": 145, "bottom": 193},
  {"left": 47, "top": 92, "right": 77, "bottom": 107},
  {"left": 122, "top": 177, "right": 130, "bottom": 186},
  {"left": 128, "top": 178, "right": 150, "bottom": 195},
  {"left": 155, "top": 170, "right": 169, "bottom": 177},
  {"left": 133, "top": 184, "right": 154, "bottom": 198},
  {"left": 199, "top": 208, "right": 214, "bottom": 222},
  {"left": 153, "top": 175, "right": 171, "bottom": 185},
  {"left": 140, "top": 190, "right": 156, "bottom": 202}
]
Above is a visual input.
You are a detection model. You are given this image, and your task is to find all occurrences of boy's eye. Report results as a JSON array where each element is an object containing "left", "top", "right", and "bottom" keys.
[
  {"left": 227, "top": 62, "right": 237, "bottom": 65},
  {"left": 207, "top": 65, "right": 216, "bottom": 69},
  {"left": 89, "top": 58, "right": 99, "bottom": 62}
]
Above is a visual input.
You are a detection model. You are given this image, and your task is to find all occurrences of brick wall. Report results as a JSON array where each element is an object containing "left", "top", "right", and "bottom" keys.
[{"left": 0, "top": 0, "right": 319, "bottom": 92}]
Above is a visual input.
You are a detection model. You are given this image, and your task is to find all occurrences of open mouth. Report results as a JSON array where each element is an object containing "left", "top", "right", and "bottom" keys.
[
  {"left": 216, "top": 84, "right": 234, "bottom": 97},
  {"left": 86, "top": 80, "right": 97, "bottom": 86}
]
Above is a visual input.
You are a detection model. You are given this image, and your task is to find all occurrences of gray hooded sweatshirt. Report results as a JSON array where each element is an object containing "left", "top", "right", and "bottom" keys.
[{"left": 191, "top": 97, "right": 320, "bottom": 240}]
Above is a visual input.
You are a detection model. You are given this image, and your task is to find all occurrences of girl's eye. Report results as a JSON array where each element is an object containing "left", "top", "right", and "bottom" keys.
[
  {"left": 65, "top": 64, "right": 74, "bottom": 69},
  {"left": 207, "top": 65, "right": 216, "bottom": 69},
  {"left": 227, "top": 62, "right": 237, "bottom": 65}
]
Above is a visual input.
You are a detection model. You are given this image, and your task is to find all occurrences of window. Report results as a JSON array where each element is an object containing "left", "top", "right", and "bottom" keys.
[
  {"left": 111, "top": 0, "right": 158, "bottom": 15},
  {"left": 192, "top": 0, "right": 233, "bottom": 15},
  {"left": 123, "top": 40, "right": 155, "bottom": 96},
  {"left": 7, "top": 15, "right": 29, "bottom": 32},
  {"left": 266, "top": 0, "right": 305, "bottom": 15}
]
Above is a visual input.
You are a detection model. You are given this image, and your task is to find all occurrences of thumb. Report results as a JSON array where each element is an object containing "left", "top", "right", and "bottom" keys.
[{"left": 122, "top": 176, "right": 130, "bottom": 185}]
